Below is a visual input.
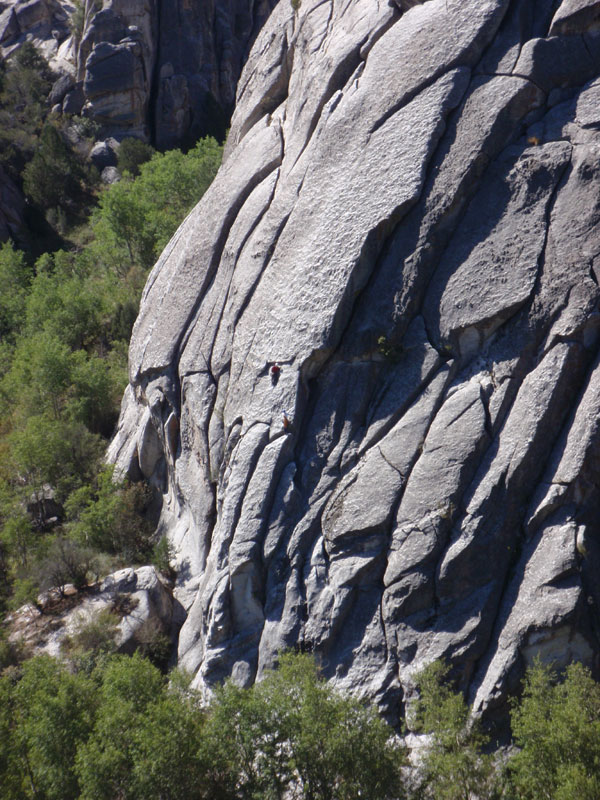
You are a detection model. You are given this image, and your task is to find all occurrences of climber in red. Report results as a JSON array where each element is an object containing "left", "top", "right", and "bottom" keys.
[{"left": 270, "top": 363, "right": 281, "bottom": 385}]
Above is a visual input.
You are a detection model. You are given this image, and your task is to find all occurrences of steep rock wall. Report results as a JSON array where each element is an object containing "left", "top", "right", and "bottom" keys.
[
  {"left": 0, "top": 0, "right": 276, "bottom": 143},
  {"left": 110, "top": 0, "right": 600, "bottom": 721},
  {"left": 77, "top": 0, "right": 278, "bottom": 141}
]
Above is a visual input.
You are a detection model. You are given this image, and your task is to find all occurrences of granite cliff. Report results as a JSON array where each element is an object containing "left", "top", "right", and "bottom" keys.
[{"left": 109, "top": 0, "right": 600, "bottom": 722}]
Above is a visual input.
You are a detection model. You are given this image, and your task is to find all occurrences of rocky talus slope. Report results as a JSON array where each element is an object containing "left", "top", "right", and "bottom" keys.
[{"left": 110, "top": 0, "right": 600, "bottom": 720}]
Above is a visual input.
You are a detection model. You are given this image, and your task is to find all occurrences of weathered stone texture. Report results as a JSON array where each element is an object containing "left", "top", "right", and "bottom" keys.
[{"left": 110, "top": 0, "right": 600, "bottom": 720}]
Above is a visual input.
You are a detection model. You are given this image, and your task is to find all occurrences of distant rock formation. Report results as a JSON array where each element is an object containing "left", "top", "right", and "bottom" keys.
[
  {"left": 0, "top": 0, "right": 276, "bottom": 143},
  {"left": 111, "top": 0, "right": 600, "bottom": 723}
]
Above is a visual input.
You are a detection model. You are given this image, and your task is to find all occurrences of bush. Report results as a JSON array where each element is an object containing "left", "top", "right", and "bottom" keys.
[
  {"left": 506, "top": 660, "right": 600, "bottom": 800},
  {"left": 36, "top": 536, "right": 98, "bottom": 594},
  {"left": 206, "top": 651, "right": 407, "bottom": 800},
  {"left": 11, "top": 655, "right": 97, "bottom": 799},
  {"left": 413, "top": 660, "right": 498, "bottom": 800},
  {"left": 151, "top": 536, "right": 175, "bottom": 581},
  {"left": 22, "top": 124, "right": 85, "bottom": 211},
  {"left": 62, "top": 608, "right": 119, "bottom": 668},
  {"left": 65, "top": 467, "right": 155, "bottom": 562},
  {"left": 117, "top": 137, "right": 155, "bottom": 176},
  {"left": 95, "top": 136, "right": 222, "bottom": 269},
  {"left": 0, "top": 244, "right": 30, "bottom": 343},
  {"left": 133, "top": 617, "right": 171, "bottom": 670}
]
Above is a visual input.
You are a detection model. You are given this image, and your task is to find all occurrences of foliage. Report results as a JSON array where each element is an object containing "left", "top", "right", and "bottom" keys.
[
  {"left": 10, "top": 655, "right": 97, "bottom": 799},
  {"left": 117, "top": 137, "right": 156, "bottom": 176},
  {"left": 68, "top": 0, "right": 86, "bottom": 43},
  {"left": 0, "top": 42, "right": 52, "bottom": 174},
  {"left": 413, "top": 660, "right": 498, "bottom": 800},
  {"left": 0, "top": 48, "right": 222, "bottom": 624},
  {"left": 0, "top": 244, "right": 31, "bottom": 344},
  {"left": 3, "top": 649, "right": 600, "bottom": 800},
  {"left": 65, "top": 466, "right": 155, "bottom": 562},
  {"left": 0, "top": 651, "right": 408, "bottom": 800},
  {"left": 36, "top": 536, "right": 98, "bottom": 593},
  {"left": 207, "top": 651, "right": 407, "bottom": 800},
  {"left": 132, "top": 617, "right": 172, "bottom": 670},
  {"left": 95, "top": 136, "right": 223, "bottom": 268},
  {"left": 506, "top": 660, "right": 600, "bottom": 800},
  {"left": 75, "top": 653, "right": 168, "bottom": 799},
  {"left": 22, "top": 123, "right": 86, "bottom": 211},
  {"left": 151, "top": 535, "right": 176, "bottom": 580},
  {"left": 0, "top": 629, "right": 28, "bottom": 672},
  {"left": 377, "top": 334, "right": 403, "bottom": 362},
  {"left": 61, "top": 608, "right": 120, "bottom": 672},
  {"left": 7, "top": 413, "right": 104, "bottom": 502}
]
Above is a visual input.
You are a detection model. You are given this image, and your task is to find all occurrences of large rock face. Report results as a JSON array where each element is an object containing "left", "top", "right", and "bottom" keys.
[{"left": 110, "top": 0, "right": 600, "bottom": 721}]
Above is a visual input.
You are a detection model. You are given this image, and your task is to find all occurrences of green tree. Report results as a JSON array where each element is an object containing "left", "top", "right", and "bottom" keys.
[
  {"left": 207, "top": 651, "right": 406, "bottom": 800},
  {"left": 7, "top": 413, "right": 104, "bottom": 502},
  {"left": 0, "top": 244, "right": 30, "bottom": 344},
  {"left": 507, "top": 660, "right": 600, "bottom": 800},
  {"left": 129, "top": 690, "right": 209, "bottom": 800},
  {"left": 0, "top": 42, "right": 52, "bottom": 170},
  {"left": 413, "top": 660, "right": 498, "bottom": 800},
  {"left": 68, "top": 350, "right": 121, "bottom": 435},
  {"left": 13, "top": 655, "right": 98, "bottom": 799},
  {"left": 22, "top": 123, "right": 85, "bottom": 211},
  {"left": 0, "top": 674, "right": 25, "bottom": 798},
  {"left": 0, "top": 510, "right": 33, "bottom": 569},
  {"left": 5, "top": 331, "right": 73, "bottom": 419},
  {"left": 95, "top": 136, "right": 222, "bottom": 269},
  {"left": 117, "top": 137, "right": 155, "bottom": 176},
  {"left": 24, "top": 253, "right": 105, "bottom": 350},
  {"left": 96, "top": 176, "right": 153, "bottom": 267},
  {"left": 65, "top": 466, "right": 154, "bottom": 561},
  {"left": 76, "top": 653, "right": 166, "bottom": 799}
]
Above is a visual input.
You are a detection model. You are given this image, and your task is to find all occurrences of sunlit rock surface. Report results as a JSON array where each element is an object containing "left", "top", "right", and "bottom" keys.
[{"left": 110, "top": 0, "right": 600, "bottom": 720}]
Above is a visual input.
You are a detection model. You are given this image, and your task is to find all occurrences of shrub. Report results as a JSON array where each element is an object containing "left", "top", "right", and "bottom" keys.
[
  {"left": 506, "top": 660, "right": 600, "bottom": 800},
  {"left": 206, "top": 651, "right": 407, "bottom": 800},
  {"left": 36, "top": 536, "right": 98, "bottom": 594},
  {"left": 117, "top": 137, "right": 155, "bottom": 177},
  {"left": 62, "top": 607, "right": 120, "bottom": 666},
  {"left": 65, "top": 467, "right": 155, "bottom": 562},
  {"left": 151, "top": 536, "right": 175, "bottom": 580},
  {"left": 22, "top": 124, "right": 85, "bottom": 211},
  {"left": 413, "top": 660, "right": 498, "bottom": 800},
  {"left": 133, "top": 617, "right": 171, "bottom": 670}
]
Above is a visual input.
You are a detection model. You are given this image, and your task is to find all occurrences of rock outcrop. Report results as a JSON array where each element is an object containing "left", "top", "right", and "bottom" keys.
[
  {"left": 6, "top": 566, "right": 173, "bottom": 658},
  {"left": 109, "top": 0, "right": 600, "bottom": 722},
  {"left": 0, "top": 0, "right": 277, "bottom": 143}
]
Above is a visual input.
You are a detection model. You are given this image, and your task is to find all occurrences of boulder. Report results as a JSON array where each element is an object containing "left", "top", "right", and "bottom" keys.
[
  {"left": 0, "top": 0, "right": 72, "bottom": 71},
  {"left": 89, "top": 137, "right": 118, "bottom": 169},
  {"left": 6, "top": 566, "right": 173, "bottom": 659},
  {"left": 62, "top": 80, "right": 84, "bottom": 114},
  {"left": 100, "top": 165, "right": 120, "bottom": 183}
]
